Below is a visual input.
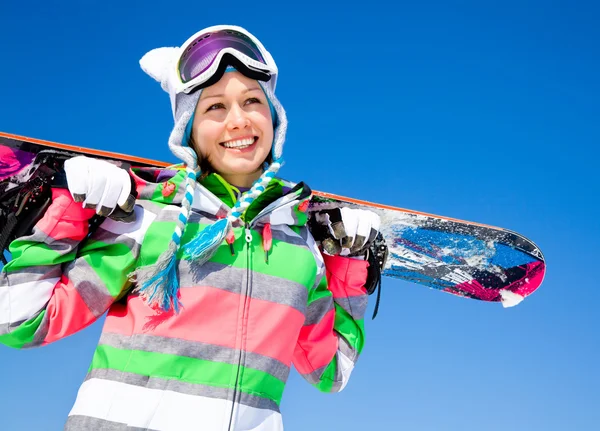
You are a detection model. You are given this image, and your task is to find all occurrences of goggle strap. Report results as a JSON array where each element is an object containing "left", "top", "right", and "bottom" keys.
[{"left": 185, "top": 53, "right": 272, "bottom": 94}]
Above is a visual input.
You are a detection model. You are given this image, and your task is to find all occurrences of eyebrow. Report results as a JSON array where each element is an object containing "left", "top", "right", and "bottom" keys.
[{"left": 201, "top": 87, "right": 262, "bottom": 100}]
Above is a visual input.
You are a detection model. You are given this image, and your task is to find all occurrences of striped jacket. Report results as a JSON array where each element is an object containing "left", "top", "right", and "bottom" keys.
[{"left": 0, "top": 168, "right": 369, "bottom": 431}]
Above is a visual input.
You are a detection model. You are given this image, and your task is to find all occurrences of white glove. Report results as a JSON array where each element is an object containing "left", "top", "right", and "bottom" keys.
[
  {"left": 64, "top": 156, "right": 135, "bottom": 218},
  {"left": 310, "top": 207, "right": 381, "bottom": 257}
]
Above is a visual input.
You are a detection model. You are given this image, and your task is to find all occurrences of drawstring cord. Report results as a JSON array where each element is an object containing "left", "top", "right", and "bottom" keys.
[
  {"left": 223, "top": 222, "right": 272, "bottom": 261},
  {"left": 263, "top": 223, "right": 272, "bottom": 263},
  {"left": 226, "top": 228, "right": 235, "bottom": 256}
]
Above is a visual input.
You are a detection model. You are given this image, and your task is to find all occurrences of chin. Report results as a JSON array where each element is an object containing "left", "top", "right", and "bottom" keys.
[
  {"left": 226, "top": 156, "right": 268, "bottom": 172},
  {"left": 222, "top": 162, "right": 263, "bottom": 176}
]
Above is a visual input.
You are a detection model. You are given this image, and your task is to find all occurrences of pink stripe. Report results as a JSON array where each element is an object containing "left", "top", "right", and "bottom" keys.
[
  {"left": 322, "top": 254, "right": 368, "bottom": 298},
  {"left": 447, "top": 279, "right": 500, "bottom": 301},
  {"left": 104, "top": 286, "right": 305, "bottom": 365},
  {"left": 293, "top": 309, "right": 337, "bottom": 374},
  {"left": 35, "top": 189, "right": 95, "bottom": 241},
  {"left": 43, "top": 274, "right": 96, "bottom": 344},
  {"left": 508, "top": 261, "right": 545, "bottom": 297}
]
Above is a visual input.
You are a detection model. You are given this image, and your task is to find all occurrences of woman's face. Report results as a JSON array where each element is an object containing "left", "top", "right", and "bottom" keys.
[{"left": 191, "top": 71, "right": 274, "bottom": 188}]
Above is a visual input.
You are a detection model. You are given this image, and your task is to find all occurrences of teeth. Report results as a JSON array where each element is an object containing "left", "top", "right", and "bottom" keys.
[{"left": 223, "top": 138, "right": 255, "bottom": 149}]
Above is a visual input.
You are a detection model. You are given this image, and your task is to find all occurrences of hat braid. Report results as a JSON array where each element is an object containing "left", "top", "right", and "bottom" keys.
[{"left": 130, "top": 113, "right": 200, "bottom": 312}]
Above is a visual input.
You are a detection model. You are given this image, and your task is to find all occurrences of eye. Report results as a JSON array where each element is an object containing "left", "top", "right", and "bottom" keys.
[
  {"left": 245, "top": 97, "right": 261, "bottom": 105},
  {"left": 206, "top": 103, "right": 225, "bottom": 112}
]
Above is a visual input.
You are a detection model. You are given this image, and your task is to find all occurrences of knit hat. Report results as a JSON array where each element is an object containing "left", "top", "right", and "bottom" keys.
[{"left": 133, "top": 27, "right": 287, "bottom": 312}]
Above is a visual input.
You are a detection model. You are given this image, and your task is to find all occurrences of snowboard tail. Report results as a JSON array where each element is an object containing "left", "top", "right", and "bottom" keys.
[{"left": 0, "top": 132, "right": 546, "bottom": 307}]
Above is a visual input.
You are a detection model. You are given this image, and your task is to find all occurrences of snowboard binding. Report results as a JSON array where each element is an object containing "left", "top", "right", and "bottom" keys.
[{"left": 0, "top": 150, "right": 72, "bottom": 264}]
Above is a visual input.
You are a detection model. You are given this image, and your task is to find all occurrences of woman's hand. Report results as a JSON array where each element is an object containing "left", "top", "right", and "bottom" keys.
[
  {"left": 64, "top": 156, "right": 136, "bottom": 219},
  {"left": 310, "top": 207, "right": 381, "bottom": 258}
]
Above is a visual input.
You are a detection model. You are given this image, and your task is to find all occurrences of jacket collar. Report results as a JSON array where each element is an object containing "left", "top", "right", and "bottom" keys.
[{"left": 132, "top": 167, "right": 312, "bottom": 227}]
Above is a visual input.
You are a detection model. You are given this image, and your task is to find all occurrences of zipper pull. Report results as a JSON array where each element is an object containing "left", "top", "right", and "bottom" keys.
[{"left": 245, "top": 226, "right": 253, "bottom": 244}]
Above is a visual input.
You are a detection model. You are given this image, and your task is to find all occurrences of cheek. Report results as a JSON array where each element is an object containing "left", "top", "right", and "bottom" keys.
[
  {"left": 252, "top": 112, "right": 274, "bottom": 143},
  {"left": 264, "top": 126, "right": 274, "bottom": 150},
  {"left": 264, "top": 129, "right": 274, "bottom": 150},
  {"left": 192, "top": 121, "right": 222, "bottom": 155}
]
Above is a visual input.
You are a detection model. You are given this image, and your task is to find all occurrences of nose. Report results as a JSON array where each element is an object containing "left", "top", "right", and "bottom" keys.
[{"left": 226, "top": 103, "right": 250, "bottom": 130}]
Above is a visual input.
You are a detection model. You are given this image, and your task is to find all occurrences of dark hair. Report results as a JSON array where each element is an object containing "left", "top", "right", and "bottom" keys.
[{"left": 188, "top": 135, "right": 273, "bottom": 180}]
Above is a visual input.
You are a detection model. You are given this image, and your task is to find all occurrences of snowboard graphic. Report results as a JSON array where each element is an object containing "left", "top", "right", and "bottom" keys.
[{"left": 0, "top": 132, "right": 545, "bottom": 307}]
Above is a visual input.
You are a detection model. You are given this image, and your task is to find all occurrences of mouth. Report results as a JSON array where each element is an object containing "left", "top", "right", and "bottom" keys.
[{"left": 220, "top": 136, "right": 258, "bottom": 152}]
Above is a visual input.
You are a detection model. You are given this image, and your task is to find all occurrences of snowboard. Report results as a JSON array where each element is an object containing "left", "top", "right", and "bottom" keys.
[{"left": 0, "top": 131, "right": 545, "bottom": 308}]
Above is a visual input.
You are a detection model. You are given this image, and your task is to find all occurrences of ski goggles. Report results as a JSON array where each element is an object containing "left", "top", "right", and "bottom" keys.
[{"left": 174, "top": 25, "right": 278, "bottom": 95}]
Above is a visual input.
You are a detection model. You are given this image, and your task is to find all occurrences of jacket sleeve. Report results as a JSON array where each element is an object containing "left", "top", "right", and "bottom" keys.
[
  {"left": 0, "top": 188, "right": 146, "bottom": 349},
  {"left": 292, "top": 230, "right": 369, "bottom": 393}
]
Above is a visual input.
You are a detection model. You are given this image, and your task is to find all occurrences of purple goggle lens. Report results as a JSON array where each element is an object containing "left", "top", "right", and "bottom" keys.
[{"left": 178, "top": 30, "right": 267, "bottom": 84}]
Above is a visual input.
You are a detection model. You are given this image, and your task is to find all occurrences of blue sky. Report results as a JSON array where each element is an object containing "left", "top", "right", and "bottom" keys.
[{"left": 0, "top": 1, "right": 598, "bottom": 430}]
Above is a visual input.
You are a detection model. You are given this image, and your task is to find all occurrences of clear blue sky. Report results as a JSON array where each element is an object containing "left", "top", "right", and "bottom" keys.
[{"left": 1, "top": 1, "right": 598, "bottom": 430}]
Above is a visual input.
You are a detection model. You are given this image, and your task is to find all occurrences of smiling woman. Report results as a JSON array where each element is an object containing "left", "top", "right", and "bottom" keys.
[
  {"left": 191, "top": 73, "right": 275, "bottom": 187},
  {"left": 0, "top": 24, "right": 382, "bottom": 431}
]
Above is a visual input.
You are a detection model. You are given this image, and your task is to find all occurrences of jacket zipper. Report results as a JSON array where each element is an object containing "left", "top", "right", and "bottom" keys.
[
  {"left": 206, "top": 189, "right": 301, "bottom": 429},
  {"left": 226, "top": 201, "right": 295, "bottom": 429},
  {"left": 227, "top": 223, "right": 254, "bottom": 430}
]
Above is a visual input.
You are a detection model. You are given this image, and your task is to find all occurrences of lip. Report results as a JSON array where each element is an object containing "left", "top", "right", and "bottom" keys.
[{"left": 220, "top": 136, "right": 258, "bottom": 153}]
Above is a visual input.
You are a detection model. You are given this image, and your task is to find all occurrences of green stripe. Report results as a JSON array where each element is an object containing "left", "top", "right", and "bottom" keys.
[
  {"left": 78, "top": 240, "right": 136, "bottom": 297},
  {"left": 334, "top": 303, "right": 365, "bottom": 354},
  {"left": 219, "top": 229, "right": 317, "bottom": 288},
  {"left": 4, "top": 242, "right": 75, "bottom": 273},
  {"left": 314, "top": 360, "right": 336, "bottom": 393},
  {"left": 307, "top": 275, "right": 330, "bottom": 306},
  {"left": 0, "top": 311, "right": 45, "bottom": 349},
  {"left": 91, "top": 344, "right": 285, "bottom": 404},
  {"left": 137, "top": 220, "right": 172, "bottom": 267},
  {"left": 138, "top": 221, "right": 317, "bottom": 289}
]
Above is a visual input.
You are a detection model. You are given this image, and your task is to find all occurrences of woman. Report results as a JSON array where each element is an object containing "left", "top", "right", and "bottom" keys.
[{"left": 0, "top": 25, "right": 381, "bottom": 430}]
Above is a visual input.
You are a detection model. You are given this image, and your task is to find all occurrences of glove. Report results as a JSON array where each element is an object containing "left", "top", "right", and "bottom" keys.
[
  {"left": 64, "top": 156, "right": 136, "bottom": 219},
  {"left": 310, "top": 207, "right": 381, "bottom": 258}
]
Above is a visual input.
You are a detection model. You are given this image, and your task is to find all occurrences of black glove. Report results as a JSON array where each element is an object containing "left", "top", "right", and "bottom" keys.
[{"left": 309, "top": 207, "right": 381, "bottom": 257}]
